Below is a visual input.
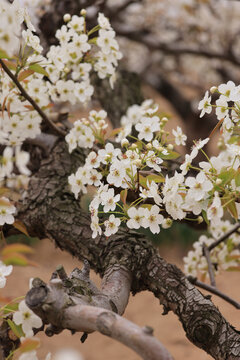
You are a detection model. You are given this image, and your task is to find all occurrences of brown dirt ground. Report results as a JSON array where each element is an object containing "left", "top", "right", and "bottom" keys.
[{"left": 4, "top": 239, "right": 240, "bottom": 360}]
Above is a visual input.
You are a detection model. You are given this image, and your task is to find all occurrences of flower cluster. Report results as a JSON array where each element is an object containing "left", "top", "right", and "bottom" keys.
[
  {"left": 0, "top": 7, "right": 121, "bottom": 149},
  {"left": 65, "top": 110, "right": 108, "bottom": 152},
  {"left": 198, "top": 81, "right": 240, "bottom": 142},
  {"left": 67, "top": 101, "right": 189, "bottom": 237},
  {"left": 184, "top": 220, "right": 240, "bottom": 278}
]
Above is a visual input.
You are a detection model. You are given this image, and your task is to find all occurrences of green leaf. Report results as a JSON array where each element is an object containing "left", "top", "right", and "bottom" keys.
[
  {"left": 29, "top": 64, "right": 49, "bottom": 77},
  {"left": 7, "top": 319, "right": 24, "bottom": 338},
  {"left": 160, "top": 150, "right": 180, "bottom": 160},
  {"left": 219, "top": 168, "right": 236, "bottom": 185},
  {"left": 0, "top": 49, "right": 11, "bottom": 59},
  {"left": 146, "top": 174, "right": 165, "bottom": 183},
  {"left": 235, "top": 168, "right": 240, "bottom": 187},
  {"left": 3, "top": 303, "right": 19, "bottom": 314},
  {"left": 201, "top": 209, "right": 209, "bottom": 225}
]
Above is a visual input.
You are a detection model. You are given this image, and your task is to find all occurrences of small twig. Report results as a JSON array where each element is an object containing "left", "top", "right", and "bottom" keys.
[
  {"left": 202, "top": 243, "right": 216, "bottom": 287},
  {"left": 188, "top": 276, "right": 240, "bottom": 310},
  {"left": 208, "top": 222, "right": 240, "bottom": 252},
  {"left": 0, "top": 59, "right": 66, "bottom": 137}
]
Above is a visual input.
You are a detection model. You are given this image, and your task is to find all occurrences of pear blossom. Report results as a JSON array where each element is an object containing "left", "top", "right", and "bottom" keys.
[
  {"left": 127, "top": 207, "right": 145, "bottom": 229},
  {"left": 0, "top": 197, "right": 15, "bottom": 226},
  {"left": 172, "top": 126, "right": 187, "bottom": 146},
  {"left": 104, "top": 215, "right": 121, "bottom": 237},
  {"left": 207, "top": 192, "right": 223, "bottom": 223},
  {"left": 0, "top": 261, "right": 13, "bottom": 288},
  {"left": 142, "top": 205, "right": 164, "bottom": 234},
  {"left": 185, "top": 172, "right": 213, "bottom": 201},
  {"left": 13, "top": 300, "right": 43, "bottom": 337},
  {"left": 101, "top": 188, "right": 120, "bottom": 212},
  {"left": 198, "top": 91, "right": 212, "bottom": 118}
]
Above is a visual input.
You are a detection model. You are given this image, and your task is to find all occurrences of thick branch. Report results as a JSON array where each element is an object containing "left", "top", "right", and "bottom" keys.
[
  {"left": 26, "top": 275, "right": 173, "bottom": 360},
  {"left": 0, "top": 59, "right": 65, "bottom": 137}
]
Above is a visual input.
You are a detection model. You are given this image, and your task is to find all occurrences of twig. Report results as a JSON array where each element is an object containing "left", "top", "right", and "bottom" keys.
[
  {"left": 188, "top": 276, "right": 240, "bottom": 310},
  {"left": 202, "top": 243, "right": 216, "bottom": 287},
  {"left": 208, "top": 222, "right": 240, "bottom": 252},
  {"left": 0, "top": 59, "right": 66, "bottom": 137}
]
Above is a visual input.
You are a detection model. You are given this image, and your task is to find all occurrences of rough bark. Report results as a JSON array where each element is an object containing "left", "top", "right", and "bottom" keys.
[
  {"left": 18, "top": 140, "right": 240, "bottom": 359},
  {"left": 25, "top": 270, "right": 173, "bottom": 360}
]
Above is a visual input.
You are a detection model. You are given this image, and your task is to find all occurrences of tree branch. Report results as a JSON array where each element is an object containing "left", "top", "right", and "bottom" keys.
[
  {"left": 188, "top": 276, "right": 240, "bottom": 310},
  {"left": 0, "top": 59, "right": 66, "bottom": 137},
  {"left": 208, "top": 222, "right": 240, "bottom": 252},
  {"left": 25, "top": 270, "right": 173, "bottom": 360}
]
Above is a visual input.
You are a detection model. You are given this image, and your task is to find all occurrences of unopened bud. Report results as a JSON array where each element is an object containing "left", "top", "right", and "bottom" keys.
[
  {"left": 161, "top": 117, "right": 168, "bottom": 123},
  {"left": 80, "top": 9, "right": 87, "bottom": 16},
  {"left": 146, "top": 143, "right": 152, "bottom": 150},
  {"left": 121, "top": 138, "right": 129, "bottom": 147},
  {"left": 167, "top": 144, "right": 174, "bottom": 150},
  {"left": 157, "top": 146, "right": 164, "bottom": 152},
  {"left": 197, "top": 216, "right": 203, "bottom": 224},
  {"left": 98, "top": 119, "right": 106, "bottom": 127},
  {"left": 162, "top": 218, "right": 173, "bottom": 229},
  {"left": 134, "top": 159, "right": 142, "bottom": 167},
  {"left": 216, "top": 178, "right": 222, "bottom": 185},
  {"left": 210, "top": 86, "right": 218, "bottom": 94},
  {"left": 63, "top": 13, "right": 71, "bottom": 22},
  {"left": 131, "top": 143, "right": 137, "bottom": 149}
]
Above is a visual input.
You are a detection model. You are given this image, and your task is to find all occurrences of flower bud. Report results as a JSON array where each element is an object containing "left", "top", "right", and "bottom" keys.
[
  {"left": 197, "top": 216, "right": 203, "bottom": 224},
  {"left": 80, "top": 9, "right": 87, "bottom": 16},
  {"left": 134, "top": 159, "right": 142, "bottom": 167},
  {"left": 216, "top": 178, "right": 222, "bottom": 185},
  {"left": 157, "top": 146, "right": 164, "bottom": 152},
  {"left": 210, "top": 86, "right": 218, "bottom": 94},
  {"left": 162, "top": 218, "right": 173, "bottom": 229},
  {"left": 131, "top": 143, "right": 137, "bottom": 149},
  {"left": 167, "top": 144, "right": 174, "bottom": 150},
  {"left": 146, "top": 143, "right": 152, "bottom": 150},
  {"left": 161, "top": 117, "right": 168, "bottom": 123},
  {"left": 121, "top": 138, "right": 129, "bottom": 147},
  {"left": 63, "top": 14, "right": 71, "bottom": 22}
]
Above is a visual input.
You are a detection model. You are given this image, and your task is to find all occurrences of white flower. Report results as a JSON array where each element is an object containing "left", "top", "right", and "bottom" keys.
[
  {"left": 185, "top": 172, "right": 213, "bottom": 201},
  {"left": 135, "top": 116, "right": 160, "bottom": 142},
  {"left": 98, "top": 13, "right": 112, "bottom": 30},
  {"left": 97, "top": 29, "right": 118, "bottom": 55},
  {"left": 15, "top": 146, "right": 31, "bottom": 176},
  {"left": 90, "top": 215, "right": 102, "bottom": 239},
  {"left": 101, "top": 188, "right": 120, "bottom": 212},
  {"left": 0, "top": 261, "right": 13, "bottom": 288},
  {"left": 215, "top": 97, "right": 229, "bottom": 120},
  {"left": 198, "top": 91, "right": 212, "bottom": 118},
  {"left": 207, "top": 192, "right": 223, "bottom": 223},
  {"left": 127, "top": 207, "right": 145, "bottom": 229},
  {"left": 140, "top": 180, "right": 162, "bottom": 205},
  {"left": 218, "top": 81, "right": 239, "bottom": 102},
  {"left": 172, "top": 126, "right": 187, "bottom": 146},
  {"left": 13, "top": 300, "right": 43, "bottom": 337},
  {"left": 104, "top": 215, "right": 121, "bottom": 237},
  {"left": 0, "top": 197, "right": 15, "bottom": 226},
  {"left": 107, "top": 161, "right": 126, "bottom": 187},
  {"left": 98, "top": 143, "right": 121, "bottom": 164},
  {"left": 142, "top": 205, "right": 164, "bottom": 234}
]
